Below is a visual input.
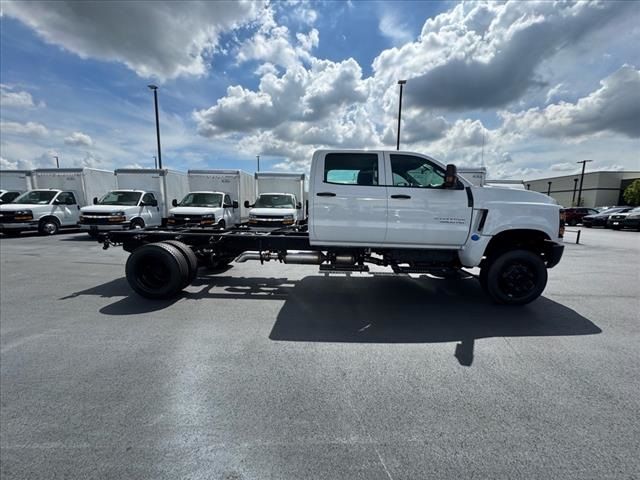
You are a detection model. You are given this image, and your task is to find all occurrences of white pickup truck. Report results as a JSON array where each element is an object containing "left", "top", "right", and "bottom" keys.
[
  {"left": 79, "top": 190, "right": 163, "bottom": 237},
  {"left": 168, "top": 191, "right": 239, "bottom": 228},
  {"left": 102, "top": 150, "right": 564, "bottom": 305}
]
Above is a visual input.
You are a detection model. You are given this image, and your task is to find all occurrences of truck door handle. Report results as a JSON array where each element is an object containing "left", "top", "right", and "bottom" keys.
[
  {"left": 316, "top": 192, "right": 336, "bottom": 197},
  {"left": 390, "top": 194, "right": 411, "bottom": 199}
]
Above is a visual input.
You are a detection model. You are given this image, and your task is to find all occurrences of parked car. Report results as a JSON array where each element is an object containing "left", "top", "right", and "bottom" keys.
[
  {"left": 609, "top": 207, "right": 640, "bottom": 230},
  {"left": 561, "top": 207, "right": 599, "bottom": 226},
  {"left": 582, "top": 207, "right": 634, "bottom": 228}
]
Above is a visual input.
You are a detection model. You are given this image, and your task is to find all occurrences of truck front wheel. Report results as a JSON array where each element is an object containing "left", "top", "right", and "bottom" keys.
[
  {"left": 481, "top": 249, "right": 547, "bottom": 305},
  {"left": 39, "top": 218, "right": 60, "bottom": 235},
  {"left": 125, "top": 243, "right": 189, "bottom": 299}
]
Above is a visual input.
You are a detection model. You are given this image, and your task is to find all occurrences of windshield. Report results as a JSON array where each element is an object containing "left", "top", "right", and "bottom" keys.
[
  {"left": 254, "top": 194, "right": 295, "bottom": 208},
  {"left": 179, "top": 192, "right": 223, "bottom": 207},
  {"left": 12, "top": 190, "right": 57, "bottom": 204},
  {"left": 98, "top": 191, "right": 142, "bottom": 206}
]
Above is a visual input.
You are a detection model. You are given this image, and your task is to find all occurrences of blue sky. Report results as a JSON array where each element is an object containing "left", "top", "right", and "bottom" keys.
[{"left": 1, "top": 1, "right": 639, "bottom": 179}]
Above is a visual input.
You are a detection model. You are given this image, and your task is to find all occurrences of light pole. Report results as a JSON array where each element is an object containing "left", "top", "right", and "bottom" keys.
[
  {"left": 148, "top": 85, "right": 162, "bottom": 169},
  {"left": 396, "top": 80, "right": 406, "bottom": 150},
  {"left": 256, "top": 155, "right": 260, "bottom": 172},
  {"left": 547, "top": 181, "right": 552, "bottom": 196},
  {"left": 53, "top": 155, "right": 59, "bottom": 168},
  {"left": 572, "top": 178, "right": 579, "bottom": 206},
  {"left": 153, "top": 156, "right": 157, "bottom": 169},
  {"left": 576, "top": 159, "right": 593, "bottom": 207}
]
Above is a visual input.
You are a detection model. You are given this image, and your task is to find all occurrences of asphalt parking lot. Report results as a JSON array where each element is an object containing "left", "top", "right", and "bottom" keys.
[{"left": 1, "top": 228, "right": 639, "bottom": 479}]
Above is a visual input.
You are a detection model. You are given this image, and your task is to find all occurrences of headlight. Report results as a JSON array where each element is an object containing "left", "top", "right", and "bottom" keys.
[
  {"left": 283, "top": 214, "right": 294, "bottom": 220},
  {"left": 15, "top": 210, "right": 32, "bottom": 216},
  {"left": 200, "top": 214, "right": 215, "bottom": 225},
  {"left": 201, "top": 214, "right": 215, "bottom": 219},
  {"left": 112, "top": 211, "right": 125, "bottom": 216},
  {"left": 249, "top": 214, "right": 257, "bottom": 220}
]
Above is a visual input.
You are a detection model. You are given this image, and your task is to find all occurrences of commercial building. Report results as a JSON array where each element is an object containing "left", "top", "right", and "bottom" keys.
[{"left": 525, "top": 171, "right": 640, "bottom": 207}]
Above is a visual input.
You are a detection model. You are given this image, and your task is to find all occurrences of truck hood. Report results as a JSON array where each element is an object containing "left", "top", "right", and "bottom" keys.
[
  {"left": 250, "top": 207, "right": 297, "bottom": 216},
  {"left": 169, "top": 206, "right": 222, "bottom": 215},
  {"left": 471, "top": 185, "right": 558, "bottom": 207},
  {"left": 80, "top": 205, "right": 138, "bottom": 213},
  {"left": 0, "top": 203, "right": 52, "bottom": 212}
]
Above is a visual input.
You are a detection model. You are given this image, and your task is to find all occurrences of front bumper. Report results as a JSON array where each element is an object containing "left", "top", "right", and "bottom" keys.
[
  {"left": 543, "top": 240, "right": 565, "bottom": 268},
  {"left": 79, "top": 222, "right": 130, "bottom": 231},
  {"left": 0, "top": 221, "right": 38, "bottom": 231}
]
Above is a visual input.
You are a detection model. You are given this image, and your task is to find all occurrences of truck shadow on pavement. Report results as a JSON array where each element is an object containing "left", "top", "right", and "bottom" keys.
[{"left": 67, "top": 272, "right": 601, "bottom": 366}]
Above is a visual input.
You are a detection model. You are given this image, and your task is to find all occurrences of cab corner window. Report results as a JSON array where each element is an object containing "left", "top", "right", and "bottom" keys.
[
  {"left": 390, "top": 154, "right": 445, "bottom": 188},
  {"left": 324, "top": 153, "right": 378, "bottom": 186}
]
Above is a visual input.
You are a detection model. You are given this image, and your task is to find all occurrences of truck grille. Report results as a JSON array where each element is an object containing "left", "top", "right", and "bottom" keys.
[
  {"left": 168, "top": 214, "right": 203, "bottom": 226},
  {"left": 0, "top": 212, "right": 18, "bottom": 222},
  {"left": 80, "top": 212, "right": 118, "bottom": 225}
]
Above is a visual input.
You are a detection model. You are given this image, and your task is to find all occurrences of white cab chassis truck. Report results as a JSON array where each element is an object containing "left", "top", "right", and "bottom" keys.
[
  {"left": 0, "top": 169, "right": 34, "bottom": 204},
  {"left": 248, "top": 172, "right": 306, "bottom": 226},
  {"left": 0, "top": 168, "right": 114, "bottom": 235},
  {"left": 101, "top": 150, "right": 565, "bottom": 305},
  {"left": 166, "top": 170, "right": 255, "bottom": 229}
]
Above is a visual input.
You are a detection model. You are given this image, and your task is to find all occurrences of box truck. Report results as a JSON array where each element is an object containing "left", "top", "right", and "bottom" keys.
[
  {"left": 457, "top": 167, "right": 486, "bottom": 187},
  {"left": 167, "top": 170, "right": 255, "bottom": 228},
  {"left": 0, "top": 170, "right": 34, "bottom": 203},
  {"left": 78, "top": 169, "right": 189, "bottom": 235},
  {"left": 248, "top": 172, "right": 306, "bottom": 226},
  {"left": 0, "top": 167, "right": 114, "bottom": 235}
]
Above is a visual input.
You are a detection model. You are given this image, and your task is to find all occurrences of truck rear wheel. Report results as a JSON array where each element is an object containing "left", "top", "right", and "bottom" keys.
[
  {"left": 481, "top": 249, "right": 547, "bottom": 305},
  {"left": 125, "top": 243, "right": 189, "bottom": 299},
  {"left": 39, "top": 217, "right": 60, "bottom": 235},
  {"left": 160, "top": 240, "right": 198, "bottom": 285}
]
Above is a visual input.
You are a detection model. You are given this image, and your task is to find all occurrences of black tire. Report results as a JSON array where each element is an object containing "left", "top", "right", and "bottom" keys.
[
  {"left": 87, "top": 231, "right": 99, "bottom": 239},
  {"left": 218, "top": 220, "right": 226, "bottom": 230},
  {"left": 478, "top": 264, "right": 489, "bottom": 293},
  {"left": 130, "top": 218, "right": 145, "bottom": 230},
  {"left": 161, "top": 240, "right": 198, "bottom": 285},
  {"left": 482, "top": 249, "right": 548, "bottom": 305},
  {"left": 39, "top": 217, "right": 60, "bottom": 235},
  {"left": 125, "top": 242, "right": 190, "bottom": 299}
]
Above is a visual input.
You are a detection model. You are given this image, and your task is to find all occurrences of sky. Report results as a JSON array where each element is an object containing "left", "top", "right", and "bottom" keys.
[{"left": 1, "top": 0, "right": 639, "bottom": 180}]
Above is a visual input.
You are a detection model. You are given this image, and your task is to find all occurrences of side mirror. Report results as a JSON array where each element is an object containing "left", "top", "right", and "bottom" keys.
[
  {"left": 172, "top": 198, "right": 178, "bottom": 207},
  {"left": 296, "top": 202, "right": 302, "bottom": 209},
  {"left": 233, "top": 201, "right": 239, "bottom": 209},
  {"left": 244, "top": 200, "right": 251, "bottom": 208},
  {"left": 444, "top": 164, "right": 458, "bottom": 189},
  {"left": 93, "top": 197, "right": 98, "bottom": 205},
  {"left": 66, "top": 198, "right": 75, "bottom": 205},
  {"left": 150, "top": 199, "right": 158, "bottom": 207}
]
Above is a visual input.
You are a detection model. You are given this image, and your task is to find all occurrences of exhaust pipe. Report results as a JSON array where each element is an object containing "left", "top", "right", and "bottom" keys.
[
  {"left": 284, "top": 251, "right": 325, "bottom": 264},
  {"left": 234, "top": 251, "right": 279, "bottom": 263}
]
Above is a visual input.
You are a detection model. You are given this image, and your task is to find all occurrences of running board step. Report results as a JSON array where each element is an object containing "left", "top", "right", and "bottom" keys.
[{"left": 319, "top": 264, "right": 369, "bottom": 273}]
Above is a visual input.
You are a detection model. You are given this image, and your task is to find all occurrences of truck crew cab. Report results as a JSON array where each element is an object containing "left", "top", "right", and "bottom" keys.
[{"left": 101, "top": 150, "right": 564, "bottom": 305}]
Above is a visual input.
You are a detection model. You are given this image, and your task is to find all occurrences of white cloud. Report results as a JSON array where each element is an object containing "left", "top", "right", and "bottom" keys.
[
  {"left": 64, "top": 131, "right": 93, "bottom": 147},
  {"left": 545, "top": 83, "right": 568, "bottom": 104},
  {"left": 378, "top": 10, "right": 414, "bottom": 46},
  {"left": 550, "top": 162, "right": 578, "bottom": 172},
  {"left": 501, "top": 65, "right": 640, "bottom": 139},
  {"left": 372, "top": 1, "right": 633, "bottom": 110},
  {"left": 0, "top": 84, "right": 42, "bottom": 108},
  {"left": 2, "top": 1, "right": 263, "bottom": 81},
  {"left": 1, "top": 121, "right": 49, "bottom": 137}
]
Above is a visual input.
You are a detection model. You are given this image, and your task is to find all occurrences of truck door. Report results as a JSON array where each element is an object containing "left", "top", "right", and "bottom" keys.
[
  {"left": 223, "top": 194, "right": 235, "bottom": 226},
  {"left": 383, "top": 153, "right": 472, "bottom": 247},
  {"left": 141, "top": 192, "right": 161, "bottom": 226},
  {"left": 54, "top": 191, "right": 80, "bottom": 226},
  {"left": 311, "top": 152, "right": 387, "bottom": 244}
]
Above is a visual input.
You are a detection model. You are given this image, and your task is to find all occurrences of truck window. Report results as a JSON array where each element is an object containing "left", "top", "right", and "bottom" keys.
[
  {"left": 99, "top": 191, "right": 142, "bottom": 206},
  {"left": 142, "top": 193, "right": 156, "bottom": 204},
  {"left": 224, "top": 194, "right": 232, "bottom": 207},
  {"left": 324, "top": 153, "right": 378, "bottom": 186},
  {"left": 390, "top": 154, "right": 445, "bottom": 188},
  {"left": 57, "top": 192, "right": 77, "bottom": 205}
]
